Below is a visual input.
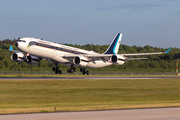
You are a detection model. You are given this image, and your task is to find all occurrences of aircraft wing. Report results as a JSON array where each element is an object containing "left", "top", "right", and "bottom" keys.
[
  {"left": 122, "top": 48, "right": 171, "bottom": 57},
  {"left": 63, "top": 48, "right": 171, "bottom": 62}
]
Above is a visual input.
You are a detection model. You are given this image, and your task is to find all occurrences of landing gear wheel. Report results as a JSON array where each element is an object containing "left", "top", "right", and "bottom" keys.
[
  {"left": 73, "top": 68, "right": 76, "bottom": 72},
  {"left": 56, "top": 67, "right": 59, "bottom": 70},
  {"left": 67, "top": 69, "right": 70, "bottom": 73},
  {"left": 70, "top": 69, "right": 73, "bottom": 73},
  {"left": 82, "top": 68, "right": 86, "bottom": 75},
  {"left": 53, "top": 66, "right": 62, "bottom": 74},
  {"left": 83, "top": 71, "right": 86, "bottom": 75},
  {"left": 86, "top": 71, "right": 90, "bottom": 75},
  {"left": 59, "top": 70, "right": 62, "bottom": 74},
  {"left": 67, "top": 65, "right": 77, "bottom": 74},
  {"left": 81, "top": 68, "right": 89, "bottom": 75},
  {"left": 52, "top": 67, "right": 56, "bottom": 71},
  {"left": 67, "top": 69, "right": 74, "bottom": 73},
  {"left": 55, "top": 70, "right": 58, "bottom": 74}
]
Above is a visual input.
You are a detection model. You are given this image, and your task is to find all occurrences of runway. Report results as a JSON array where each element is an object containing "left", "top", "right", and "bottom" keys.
[
  {"left": 1, "top": 107, "right": 180, "bottom": 120},
  {"left": 0, "top": 76, "right": 180, "bottom": 80}
]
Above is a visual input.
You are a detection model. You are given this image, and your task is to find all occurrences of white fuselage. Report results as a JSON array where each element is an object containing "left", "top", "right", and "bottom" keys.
[{"left": 17, "top": 37, "right": 115, "bottom": 68}]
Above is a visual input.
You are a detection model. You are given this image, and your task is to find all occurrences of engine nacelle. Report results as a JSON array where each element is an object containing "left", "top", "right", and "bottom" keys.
[
  {"left": 73, "top": 56, "right": 88, "bottom": 67},
  {"left": 26, "top": 55, "right": 40, "bottom": 65},
  {"left": 111, "top": 55, "right": 125, "bottom": 65},
  {"left": 11, "top": 53, "right": 25, "bottom": 63}
]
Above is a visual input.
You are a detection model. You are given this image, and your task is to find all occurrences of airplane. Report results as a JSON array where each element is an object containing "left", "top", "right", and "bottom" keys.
[{"left": 9, "top": 33, "right": 171, "bottom": 75}]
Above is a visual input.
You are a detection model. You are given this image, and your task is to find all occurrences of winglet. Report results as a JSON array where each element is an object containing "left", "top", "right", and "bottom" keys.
[
  {"left": 9, "top": 46, "right": 13, "bottom": 50},
  {"left": 164, "top": 48, "right": 171, "bottom": 53}
]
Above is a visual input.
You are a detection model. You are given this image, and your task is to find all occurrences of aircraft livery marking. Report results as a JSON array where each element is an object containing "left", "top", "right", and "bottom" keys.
[
  {"left": 118, "top": 58, "right": 126, "bottom": 62},
  {"left": 29, "top": 41, "right": 85, "bottom": 54}
]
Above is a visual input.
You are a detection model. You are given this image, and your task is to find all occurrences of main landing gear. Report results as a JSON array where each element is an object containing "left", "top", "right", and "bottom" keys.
[
  {"left": 67, "top": 66, "right": 90, "bottom": 75},
  {"left": 52, "top": 65, "right": 90, "bottom": 75},
  {"left": 67, "top": 65, "right": 76, "bottom": 73},
  {"left": 80, "top": 67, "right": 89, "bottom": 75},
  {"left": 52, "top": 67, "right": 62, "bottom": 74}
]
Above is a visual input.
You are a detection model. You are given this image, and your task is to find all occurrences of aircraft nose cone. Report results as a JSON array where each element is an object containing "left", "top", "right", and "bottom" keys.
[{"left": 15, "top": 42, "right": 18, "bottom": 47}]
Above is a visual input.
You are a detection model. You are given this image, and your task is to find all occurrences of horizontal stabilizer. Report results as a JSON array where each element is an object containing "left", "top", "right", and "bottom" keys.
[
  {"left": 9, "top": 46, "right": 21, "bottom": 53},
  {"left": 9, "top": 46, "right": 13, "bottom": 50},
  {"left": 164, "top": 48, "right": 171, "bottom": 53}
]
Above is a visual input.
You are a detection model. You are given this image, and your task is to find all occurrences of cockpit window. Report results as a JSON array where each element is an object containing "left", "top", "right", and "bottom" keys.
[{"left": 18, "top": 40, "right": 26, "bottom": 42}]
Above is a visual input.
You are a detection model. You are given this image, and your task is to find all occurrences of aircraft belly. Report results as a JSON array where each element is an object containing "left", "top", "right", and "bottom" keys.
[
  {"left": 52, "top": 56, "right": 69, "bottom": 63},
  {"left": 86, "top": 61, "right": 112, "bottom": 68}
]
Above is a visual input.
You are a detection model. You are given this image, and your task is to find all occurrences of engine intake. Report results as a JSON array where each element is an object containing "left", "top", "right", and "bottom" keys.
[
  {"left": 11, "top": 53, "right": 25, "bottom": 63},
  {"left": 111, "top": 55, "right": 125, "bottom": 65},
  {"left": 73, "top": 56, "right": 88, "bottom": 67},
  {"left": 111, "top": 55, "right": 118, "bottom": 63},
  {"left": 74, "top": 57, "right": 80, "bottom": 64}
]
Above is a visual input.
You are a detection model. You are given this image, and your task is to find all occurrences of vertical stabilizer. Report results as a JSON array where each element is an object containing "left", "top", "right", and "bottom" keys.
[{"left": 104, "top": 33, "right": 122, "bottom": 54}]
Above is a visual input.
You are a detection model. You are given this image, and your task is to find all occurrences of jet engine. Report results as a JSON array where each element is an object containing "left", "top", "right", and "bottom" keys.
[
  {"left": 73, "top": 56, "right": 89, "bottom": 67},
  {"left": 111, "top": 55, "right": 125, "bottom": 65},
  {"left": 26, "top": 55, "right": 40, "bottom": 65},
  {"left": 11, "top": 53, "right": 25, "bottom": 63}
]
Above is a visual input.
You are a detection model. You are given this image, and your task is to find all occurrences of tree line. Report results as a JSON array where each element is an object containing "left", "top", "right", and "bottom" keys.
[{"left": 0, "top": 38, "right": 180, "bottom": 72}]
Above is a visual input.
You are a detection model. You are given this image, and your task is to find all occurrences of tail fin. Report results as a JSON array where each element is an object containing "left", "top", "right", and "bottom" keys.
[{"left": 104, "top": 33, "right": 122, "bottom": 54}]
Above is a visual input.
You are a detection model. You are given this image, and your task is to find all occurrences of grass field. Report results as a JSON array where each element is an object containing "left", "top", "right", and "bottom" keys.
[{"left": 0, "top": 78, "right": 180, "bottom": 114}]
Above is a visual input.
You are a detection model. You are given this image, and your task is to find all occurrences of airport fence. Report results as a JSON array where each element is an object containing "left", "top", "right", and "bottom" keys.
[{"left": 0, "top": 71, "right": 177, "bottom": 75}]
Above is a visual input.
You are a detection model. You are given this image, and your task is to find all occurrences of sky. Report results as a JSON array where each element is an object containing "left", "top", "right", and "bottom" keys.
[{"left": 0, "top": 0, "right": 180, "bottom": 48}]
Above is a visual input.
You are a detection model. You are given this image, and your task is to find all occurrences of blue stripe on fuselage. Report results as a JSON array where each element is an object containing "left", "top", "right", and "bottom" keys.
[{"left": 29, "top": 41, "right": 85, "bottom": 54}]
